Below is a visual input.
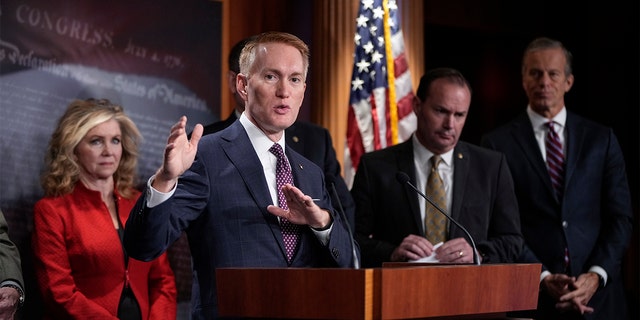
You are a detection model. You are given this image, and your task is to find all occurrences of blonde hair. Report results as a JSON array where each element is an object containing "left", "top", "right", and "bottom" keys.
[
  {"left": 239, "top": 31, "right": 310, "bottom": 80},
  {"left": 42, "top": 98, "right": 141, "bottom": 198}
]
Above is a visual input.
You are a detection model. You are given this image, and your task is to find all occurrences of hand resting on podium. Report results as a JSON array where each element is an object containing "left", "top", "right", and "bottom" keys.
[{"left": 391, "top": 235, "right": 476, "bottom": 264}]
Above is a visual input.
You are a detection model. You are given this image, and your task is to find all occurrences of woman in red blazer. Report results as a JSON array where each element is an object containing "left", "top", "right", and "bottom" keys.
[{"left": 32, "top": 99, "right": 177, "bottom": 319}]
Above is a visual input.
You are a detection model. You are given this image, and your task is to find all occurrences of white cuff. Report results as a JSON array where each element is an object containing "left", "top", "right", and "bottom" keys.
[{"left": 146, "top": 174, "right": 177, "bottom": 208}]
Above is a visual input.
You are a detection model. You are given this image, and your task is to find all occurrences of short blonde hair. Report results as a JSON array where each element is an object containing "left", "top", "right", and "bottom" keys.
[
  {"left": 42, "top": 98, "right": 141, "bottom": 198},
  {"left": 238, "top": 31, "right": 310, "bottom": 80}
]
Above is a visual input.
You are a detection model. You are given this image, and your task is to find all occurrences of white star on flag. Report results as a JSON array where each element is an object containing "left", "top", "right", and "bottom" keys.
[{"left": 345, "top": 0, "right": 416, "bottom": 188}]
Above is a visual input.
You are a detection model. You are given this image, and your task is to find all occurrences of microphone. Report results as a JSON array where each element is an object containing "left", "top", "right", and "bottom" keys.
[
  {"left": 326, "top": 176, "right": 360, "bottom": 269},
  {"left": 396, "top": 171, "right": 480, "bottom": 265}
]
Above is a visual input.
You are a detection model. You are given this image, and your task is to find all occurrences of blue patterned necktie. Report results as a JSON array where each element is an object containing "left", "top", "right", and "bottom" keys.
[{"left": 269, "top": 143, "right": 300, "bottom": 262}]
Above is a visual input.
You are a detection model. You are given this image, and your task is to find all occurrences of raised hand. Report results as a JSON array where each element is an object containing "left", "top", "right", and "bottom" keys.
[{"left": 153, "top": 116, "right": 203, "bottom": 192}]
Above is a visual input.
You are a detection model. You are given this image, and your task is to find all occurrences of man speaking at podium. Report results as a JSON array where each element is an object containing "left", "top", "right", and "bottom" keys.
[
  {"left": 124, "top": 32, "right": 356, "bottom": 319},
  {"left": 351, "top": 68, "right": 523, "bottom": 267}
]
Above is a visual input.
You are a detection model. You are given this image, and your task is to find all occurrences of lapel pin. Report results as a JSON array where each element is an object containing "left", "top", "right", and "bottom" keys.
[
  {"left": 457, "top": 153, "right": 463, "bottom": 159},
  {"left": 292, "top": 136, "right": 299, "bottom": 143},
  {"left": 299, "top": 164, "right": 304, "bottom": 169}
]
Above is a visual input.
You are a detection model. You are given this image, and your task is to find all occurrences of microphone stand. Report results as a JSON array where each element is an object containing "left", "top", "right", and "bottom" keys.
[
  {"left": 396, "top": 172, "right": 480, "bottom": 265},
  {"left": 328, "top": 182, "right": 360, "bottom": 269}
]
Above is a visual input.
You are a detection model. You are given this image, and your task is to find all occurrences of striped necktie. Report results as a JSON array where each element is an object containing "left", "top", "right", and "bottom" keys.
[
  {"left": 545, "top": 121, "right": 565, "bottom": 199},
  {"left": 545, "top": 122, "right": 571, "bottom": 272}
]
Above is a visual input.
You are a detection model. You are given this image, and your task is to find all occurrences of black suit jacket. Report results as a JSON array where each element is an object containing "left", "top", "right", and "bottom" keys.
[
  {"left": 202, "top": 113, "right": 356, "bottom": 228},
  {"left": 351, "top": 139, "right": 523, "bottom": 267},
  {"left": 481, "top": 111, "right": 633, "bottom": 320}
]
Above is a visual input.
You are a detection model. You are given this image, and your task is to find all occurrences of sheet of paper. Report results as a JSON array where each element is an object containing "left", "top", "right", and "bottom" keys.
[{"left": 409, "top": 242, "right": 443, "bottom": 263}]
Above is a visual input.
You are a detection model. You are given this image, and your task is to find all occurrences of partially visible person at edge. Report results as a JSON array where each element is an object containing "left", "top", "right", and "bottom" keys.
[
  {"left": 123, "top": 31, "right": 357, "bottom": 319},
  {"left": 0, "top": 209, "right": 25, "bottom": 320},
  {"left": 32, "top": 98, "right": 177, "bottom": 319},
  {"left": 481, "top": 37, "right": 633, "bottom": 319},
  {"left": 351, "top": 67, "right": 523, "bottom": 267}
]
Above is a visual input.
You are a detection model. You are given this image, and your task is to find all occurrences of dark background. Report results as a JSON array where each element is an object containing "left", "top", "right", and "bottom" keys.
[{"left": 421, "top": 0, "right": 639, "bottom": 317}]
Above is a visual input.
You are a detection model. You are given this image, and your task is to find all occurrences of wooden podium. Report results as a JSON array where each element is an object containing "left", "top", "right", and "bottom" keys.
[{"left": 216, "top": 263, "right": 540, "bottom": 319}]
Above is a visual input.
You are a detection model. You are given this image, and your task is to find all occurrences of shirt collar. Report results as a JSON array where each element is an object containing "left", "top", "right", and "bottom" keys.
[
  {"left": 412, "top": 134, "right": 454, "bottom": 167},
  {"left": 526, "top": 105, "right": 567, "bottom": 131},
  {"left": 239, "top": 113, "right": 286, "bottom": 154}
]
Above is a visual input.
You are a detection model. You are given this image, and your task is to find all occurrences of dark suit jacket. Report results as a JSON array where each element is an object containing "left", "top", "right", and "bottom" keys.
[
  {"left": 351, "top": 139, "right": 523, "bottom": 267},
  {"left": 203, "top": 113, "right": 356, "bottom": 227},
  {"left": 125, "top": 121, "right": 356, "bottom": 319},
  {"left": 0, "top": 210, "right": 23, "bottom": 288},
  {"left": 481, "top": 111, "right": 633, "bottom": 320}
]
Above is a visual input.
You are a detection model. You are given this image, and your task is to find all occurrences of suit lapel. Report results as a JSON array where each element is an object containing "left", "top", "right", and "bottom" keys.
[
  {"left": 509, "top": 113, "right": 557, "bottom": 199},
  {"left": 396, "top": 140, "right": 424, "bottom": 234},
  {"left": 220, "top": 123, "right": 309, "bottom": 262},
  {"left": 563, "top": 112, "right": 583, "bottom": 191},
  {"left": 286, "top": 147, "right": 315, "bottom": 197},
  {"left": 285, "top": 123, "right": 305, "bottom": 155},
  {"left": 451, "top": 143, "right": 468, "bottom": 222},
  {"left": 219, "top": 122, "right": 279, "bottom": 224}
]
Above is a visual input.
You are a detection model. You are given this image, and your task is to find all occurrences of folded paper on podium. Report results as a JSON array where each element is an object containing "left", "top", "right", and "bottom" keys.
[{"left": 216, "top": 263, "right": 540, "bottom": 319}]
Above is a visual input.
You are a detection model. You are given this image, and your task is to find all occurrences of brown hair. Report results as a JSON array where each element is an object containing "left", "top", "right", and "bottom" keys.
[{"left": 416, "top": 67, "right": 472, "bottom": 101}]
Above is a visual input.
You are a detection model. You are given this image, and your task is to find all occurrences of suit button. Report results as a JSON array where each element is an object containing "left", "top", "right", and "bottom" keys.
[
  {"left": 332, "top": 247, "right": 340, "bottom": 259},
  {"left": 562, "top": 221, "right": 568, "bottom": 228}
]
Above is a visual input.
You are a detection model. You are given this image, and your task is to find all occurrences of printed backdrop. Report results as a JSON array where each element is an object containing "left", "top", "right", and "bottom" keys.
[{"left": 0, "top": 0, "right": 220, "bottom": 316}]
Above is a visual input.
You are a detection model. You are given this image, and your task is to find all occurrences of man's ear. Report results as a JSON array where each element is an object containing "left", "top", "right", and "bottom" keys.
[
  {"left": 565, "top": 74, "right": 574, "bottom": 93},
  {"left": 412, "top": 95, "right": 421, "bottom": 114},
  {"left": 236, "top": 74, "right": 248, "bottom": 95}
]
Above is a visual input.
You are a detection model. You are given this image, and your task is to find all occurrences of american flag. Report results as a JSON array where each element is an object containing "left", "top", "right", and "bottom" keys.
[{"left": 344, "top": 0, "right": 416, "bottom": 188}]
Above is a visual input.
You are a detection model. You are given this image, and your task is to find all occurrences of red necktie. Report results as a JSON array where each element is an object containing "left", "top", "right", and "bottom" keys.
[{"left": 269, "top": 143, "right": 300, "bottom": 262}]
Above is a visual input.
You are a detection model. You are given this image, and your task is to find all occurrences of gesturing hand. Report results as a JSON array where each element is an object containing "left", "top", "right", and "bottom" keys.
[
  {"left": 153, "top": 116, "right": 203, "bottom": 192},
  {"left": 267, "top": 184, "right": 331, "bottom": 229}
]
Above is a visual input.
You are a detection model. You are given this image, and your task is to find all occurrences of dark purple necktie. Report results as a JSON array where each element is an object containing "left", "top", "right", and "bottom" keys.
[
  {"left": 545, "top": 121, "right": 565, "bottom": 199},
  {"left": 269, "top": 143, "right": 300, "bottom": 262},
  {"left": 545, "top": 122, "right": 570, "bottom": 271}
]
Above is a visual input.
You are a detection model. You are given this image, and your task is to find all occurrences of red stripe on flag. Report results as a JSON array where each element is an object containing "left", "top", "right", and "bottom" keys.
[
  {"left": 397, "top": 92, "right": 414, "bottom": 119},
  {"left": 370, "top": 95, "right": 383, "bottom": 151},
  {"left": 394, "top": 52, "right": 409, "bottom": 77}
]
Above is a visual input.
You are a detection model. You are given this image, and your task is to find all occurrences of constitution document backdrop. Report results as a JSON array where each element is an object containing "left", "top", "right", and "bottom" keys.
[{"left": 0, "top": 0, "right": 221, "bottom": 317}]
